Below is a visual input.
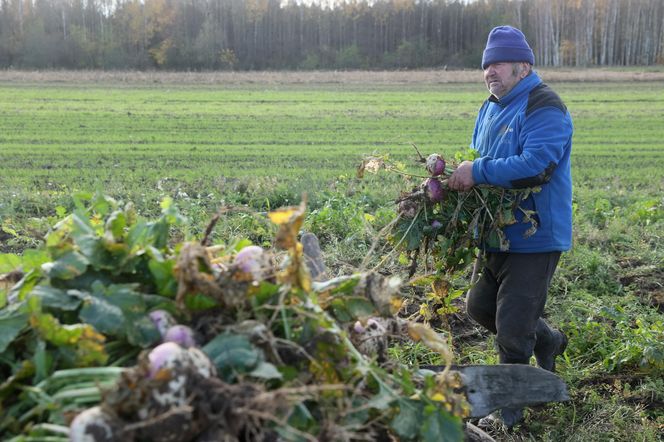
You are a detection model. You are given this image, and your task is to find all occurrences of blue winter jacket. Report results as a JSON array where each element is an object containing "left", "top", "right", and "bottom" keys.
[{"left": 471, "top": 71, "right": 573, "bottom": 252}]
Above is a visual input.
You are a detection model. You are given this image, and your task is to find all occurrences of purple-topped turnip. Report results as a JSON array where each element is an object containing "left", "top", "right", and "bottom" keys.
[
  {"left": 424, "top": 178, "right": 446, "bottom": 203},
  {"left": 234, "top": 245, "right": 265, "bottom": 280},
  {"left": 163, "top": 325, "right": 197, "bottom": 348},
  {"left": 426, "top": 154, "right": 446, "bottom": 177}
]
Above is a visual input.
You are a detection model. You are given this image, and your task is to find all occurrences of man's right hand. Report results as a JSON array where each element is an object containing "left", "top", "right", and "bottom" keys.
[{"left": 448, "top": 160, "right": 475, "bottom": 191}]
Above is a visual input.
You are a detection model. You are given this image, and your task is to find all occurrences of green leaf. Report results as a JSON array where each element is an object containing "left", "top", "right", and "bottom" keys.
[
  {"left": 91, "top": 193, "right": 116, "bottom": 217},
  {"left": 419, "top": 405, "right": 464, "bottom": 442},
  {"left": 105, "top": 210, "right": 127, "bottom": 240},
  {"left": 44, "top": 251, "right": 89, "bottom": 280},
  {"left": 125, "top": 315, "right": 161, "bottom": 348},
  {"left": 33, "top": 339, "right": 53, "bottom": 383},
  {"left": 148, "top": 258, "right": 177, "bottom": 297},
  {"left": 78, "top": 292, "right": 125, "bottom": 336},
  {"left": 249, "top": 361, "right": 283, "bottom": 380},
  {"left": 21, "top": 250, "right": 51, "bottom": 272},
  {"left": 287, "top": 403, "right": 315, "bottom": 432},
  {"left": 31, "top": 285, "right": 81, "bottom": 311},
  {"left": 77, "top": 282, "right": 158, "bottom": 345},
  {"left": 55, "top": 206, "right": 68, "bottom": 217},
  {"left": 0, "top": 310, "right": 29, "bottom": 353},
  {"left": 234, "top": 239, "right": 254, "bottom": 251},
  {"left": 366, "top": 380, "right": 396, "bottom": 410},
  {"left": 0, "top": 254, "right": 22, "bottom": 273},
  {"left": 391, "top": 399, "right": 422, "bottom": 440},
  {"left": 8, "top": 269, "right": 42, "bottom": 303},
  {"left": 184, "top": 293, "right": 219, "bottom": 311},
  {"left": 202, "top": 333, "right": 262, "bottom": 381}
]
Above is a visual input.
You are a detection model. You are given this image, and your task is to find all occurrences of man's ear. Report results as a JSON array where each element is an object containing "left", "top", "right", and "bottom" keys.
[{"left": 521, "top": 63, "right": 532, "bottom": 78}]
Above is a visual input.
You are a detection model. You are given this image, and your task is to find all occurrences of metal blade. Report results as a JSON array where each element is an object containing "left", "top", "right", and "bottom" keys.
[{"left": 420, "top": 364, "right": 570, "bottom": 418}]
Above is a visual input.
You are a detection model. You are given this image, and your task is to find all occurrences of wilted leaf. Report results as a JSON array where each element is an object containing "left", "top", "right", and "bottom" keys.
[
  {"left": 269, "top": 199, "right": 306, "bottom": 250},
  {"left": 357, "top": 157, "right": 385, "bottom": 178},
  {"left": 29, "top": 313, "right": 108, "bottom": 366},
  {"left": 355, "top": 272, "right": 403, "bottom": 316},
  {"left": 407, "top": 323, "right": 453, "bottom": 364}
]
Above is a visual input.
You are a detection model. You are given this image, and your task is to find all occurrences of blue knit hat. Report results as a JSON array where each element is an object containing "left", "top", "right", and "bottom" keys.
[{"left": 482, "top": 26, "right": 534, "bottom": 69}]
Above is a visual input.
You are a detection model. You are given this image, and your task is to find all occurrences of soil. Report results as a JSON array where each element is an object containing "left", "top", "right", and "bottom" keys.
[{"left": 617, "top": 259, "right": 664, "bottom": 312}]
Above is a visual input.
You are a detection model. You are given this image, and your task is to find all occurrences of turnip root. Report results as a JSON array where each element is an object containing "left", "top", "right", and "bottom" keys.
[
  {"left": 164, "top": 325, "right": 197, "bottom": 348},
  {"left": 424, "top": 178, "right": 446, "bottom": 203},
  {"left": 426, "top": 153, "right": 446, "bottom": 177},
  {"left": 140, "top": 343, "right": 217, "bottom": 420},
  {"left": 234, "top": 245, "right": 265, "bottom": 280},
  {"left": 69, "top": 406, "right": 121, "bottom": 442}
]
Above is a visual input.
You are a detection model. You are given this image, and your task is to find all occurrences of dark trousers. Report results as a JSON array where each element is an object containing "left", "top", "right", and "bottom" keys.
[{"left": 466, "top": 252, "right": 561, "bottom": 364}]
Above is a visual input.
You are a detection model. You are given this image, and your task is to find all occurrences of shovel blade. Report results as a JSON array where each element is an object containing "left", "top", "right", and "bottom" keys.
[{"left": 420, "top": 364, "right": 570, "bottom": 418}]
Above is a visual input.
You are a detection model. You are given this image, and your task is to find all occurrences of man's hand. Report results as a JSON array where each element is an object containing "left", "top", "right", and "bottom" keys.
[{"left": 448, "top": 160, "right": 475, "bottom": 191}]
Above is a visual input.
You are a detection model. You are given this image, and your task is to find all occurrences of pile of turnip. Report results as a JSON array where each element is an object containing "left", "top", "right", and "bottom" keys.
[{"left": 0, "top": 195, "right": 469, "bottom": 441}]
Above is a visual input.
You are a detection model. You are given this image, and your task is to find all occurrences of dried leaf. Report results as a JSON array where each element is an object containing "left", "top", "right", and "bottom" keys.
[
  {"left": 407, "top": 322, "right": 453, "bottom": 364},
  {"left": 269, "top": 199, "right": 306, "bottom": 250},
  {"left": 357, "top": 157, "right": 385, "bottom": 179}
]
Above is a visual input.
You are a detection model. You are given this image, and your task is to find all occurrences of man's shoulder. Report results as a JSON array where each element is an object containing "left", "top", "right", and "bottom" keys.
[{"left": 526, "top": 84, "right": 567, "bottom": 116}]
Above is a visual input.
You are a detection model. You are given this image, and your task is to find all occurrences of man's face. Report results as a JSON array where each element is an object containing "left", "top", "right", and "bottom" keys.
[{"left": 483, "top": 62, "right": 528, "bottom": 98}]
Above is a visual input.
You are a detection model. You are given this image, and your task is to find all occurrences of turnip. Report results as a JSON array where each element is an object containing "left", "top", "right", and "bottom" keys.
[
  {"left": 147, "top": 342, "right": 187, "bottom": 379},
  {"left": 353, "top": 320, "right": 365, "bottom": 334},
  {"left": 424, "top": 178, "right": 446, "bottom": 203},
  {"left": 234, "top": 245, "right": 265, "bottom": 280},
  {"left": 147, "top": 342, "right": 215, "bottom": 380},
  {"left": 69, "top": 406, "right": 121, "bottom": 442},
  {"left": 164, "top": 325, "right": 197, "bottom": 348},
  {"left": 148, "top": 310, "right": 177, "bottom": 339},
  {"left": 140, "top": 343, "right": 216, "bottom": 420},
  {"left": 398, "top": 199, "right": 418, "bottom": 218},
  {"left": 426, "top": 154, "right": 446, "bottom": 177}
]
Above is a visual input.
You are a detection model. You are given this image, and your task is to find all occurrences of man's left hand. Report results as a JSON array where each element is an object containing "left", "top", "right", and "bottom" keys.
[{"left": 448, "top": 160, "right": 475, "bottom": 191}]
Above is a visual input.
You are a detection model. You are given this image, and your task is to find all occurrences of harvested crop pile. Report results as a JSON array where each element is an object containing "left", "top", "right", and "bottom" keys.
[{"left": 0, "top": 195, "right": 469, "bottom": 441}]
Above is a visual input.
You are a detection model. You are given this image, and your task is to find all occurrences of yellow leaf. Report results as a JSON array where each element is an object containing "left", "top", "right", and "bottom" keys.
[
  {"left": 431, "top": 392, "right": 446, "bottom": 402},
  {"left": 268, "top": 208, "right": 298, "bottom": 225}
]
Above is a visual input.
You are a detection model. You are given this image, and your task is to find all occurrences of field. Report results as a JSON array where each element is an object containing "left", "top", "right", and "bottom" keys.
[{"left": 0, "top": 70, "right": 663, "bottom": 441}]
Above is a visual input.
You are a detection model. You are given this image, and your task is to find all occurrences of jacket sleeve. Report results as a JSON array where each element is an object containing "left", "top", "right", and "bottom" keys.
[{"left": 471, "top": 107, "right": 572, "bottom": 189}]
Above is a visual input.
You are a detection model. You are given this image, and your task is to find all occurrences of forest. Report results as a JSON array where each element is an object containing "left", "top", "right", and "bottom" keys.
[{"left": 0, "top": 0, "right": 663, "bottom": 70}]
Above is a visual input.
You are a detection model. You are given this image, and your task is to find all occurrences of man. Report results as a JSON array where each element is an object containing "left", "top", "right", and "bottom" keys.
[{"left": 448, "top": 25, "right": 572, "bottom": 428}]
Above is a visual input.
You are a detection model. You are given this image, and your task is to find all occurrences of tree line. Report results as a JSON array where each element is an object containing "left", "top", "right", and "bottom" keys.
[{"left": 0, "top": 0, "right": 662, "bottom": 70}]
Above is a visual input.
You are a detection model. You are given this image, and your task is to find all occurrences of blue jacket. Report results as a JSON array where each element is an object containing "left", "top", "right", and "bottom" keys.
[{"left": 471, "top": 72, "right": 573, "bottom": 252}]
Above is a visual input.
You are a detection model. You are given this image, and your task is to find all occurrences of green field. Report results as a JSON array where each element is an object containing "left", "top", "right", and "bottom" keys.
[{"left": 1, "top": 72, "right": 663, "bottom": 440}]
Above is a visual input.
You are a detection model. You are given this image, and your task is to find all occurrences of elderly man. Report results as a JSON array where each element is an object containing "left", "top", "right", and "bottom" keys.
[{"left": 448, "top": 26, "right": 572, "bottom": 428}]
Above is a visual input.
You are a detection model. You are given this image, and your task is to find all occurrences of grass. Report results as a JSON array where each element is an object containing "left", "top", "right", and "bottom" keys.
[{"left": 1, "top": 70, "right": 663, "bottom": 441}]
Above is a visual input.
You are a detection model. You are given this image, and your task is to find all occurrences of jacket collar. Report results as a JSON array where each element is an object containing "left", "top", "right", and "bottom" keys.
[{"left": 488, "top": 71, "right": 542, "bottom": 106}]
